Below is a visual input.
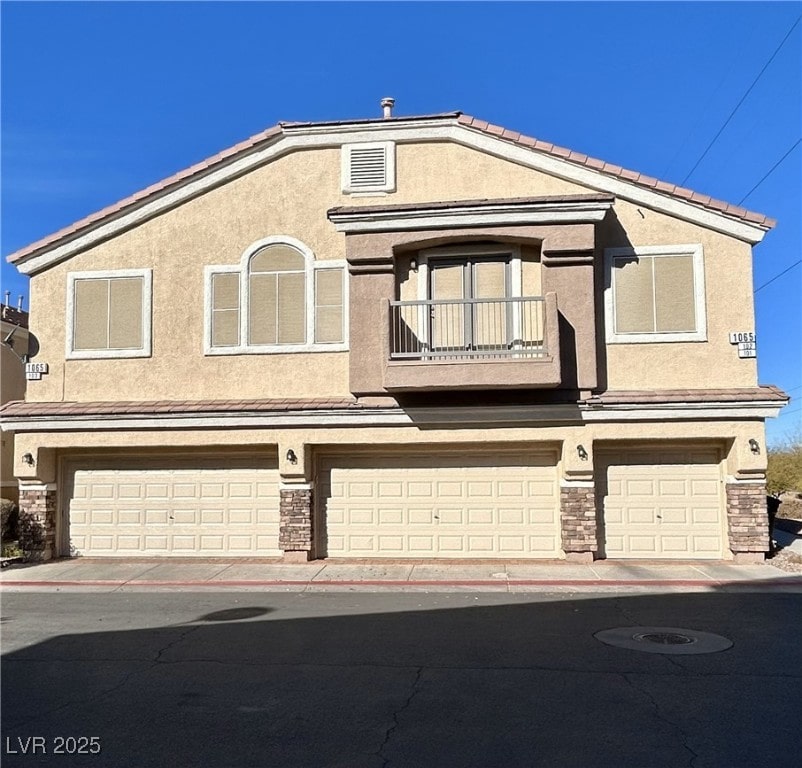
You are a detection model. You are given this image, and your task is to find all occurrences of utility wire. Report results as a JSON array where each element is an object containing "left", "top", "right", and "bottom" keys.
[
  {"left": 739, "top": 138, "right": 802, "bottom": 204},
  {"left": 681, "top": 14, "right": 801, "bottom": 185},
  {"left": 755, "top": 259, "right": 802, "bottom": 293}
]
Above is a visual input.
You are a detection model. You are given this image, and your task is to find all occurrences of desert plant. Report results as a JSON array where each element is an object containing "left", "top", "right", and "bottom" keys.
[
  {"left": 1, "top": 498, "right": 19, "bottom": 544},
  {"left": 767, "top": 429, "right": 802, "bottom": 495}
]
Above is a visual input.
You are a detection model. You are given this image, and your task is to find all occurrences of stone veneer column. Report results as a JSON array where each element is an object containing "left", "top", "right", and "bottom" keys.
[
  {"left": 279, "top": 484, "right": 314, "bottom": 562},
  {"left": 726, "top": 478, "right": 769, "bottom": 562},
  {"left": 560, "top": 480, "right": 597, "bottom": 562},
  {"left": 18, "top": 482, "right": 57, "bottom": 561}
]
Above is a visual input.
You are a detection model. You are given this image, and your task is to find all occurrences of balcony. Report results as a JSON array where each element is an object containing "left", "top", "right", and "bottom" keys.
[{"left": 384, "top": 293, "right": 561, "bottom": 391}]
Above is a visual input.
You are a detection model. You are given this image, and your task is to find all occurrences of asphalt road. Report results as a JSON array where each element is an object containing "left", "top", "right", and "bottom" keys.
[{"left": 2, "top": 590, "right": 801, "bottom": 768}]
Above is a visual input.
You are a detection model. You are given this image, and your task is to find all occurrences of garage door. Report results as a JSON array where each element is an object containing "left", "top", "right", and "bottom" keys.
[
  {"left": 319, "top": 452, "right": 559, "bottom": 558},
  {"left": 66, "top": 458, "right": 280, "bottom": 557},
  {"left": 597, "top": 447, "right": 725, "bottom": 559}
]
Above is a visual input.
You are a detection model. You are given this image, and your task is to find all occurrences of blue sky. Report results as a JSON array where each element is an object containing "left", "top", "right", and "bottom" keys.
[{"left": 2, "top": 1, "right": 800, "bottom": 442}]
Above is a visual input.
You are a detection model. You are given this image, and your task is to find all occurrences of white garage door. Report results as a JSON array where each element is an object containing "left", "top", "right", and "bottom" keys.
[
  {"left": 67, "top": 458, "right": 280, "bottom": 557},
  {"left": 598, "top": 447, "right": 725, "bottom": 559},
  {"left": 319, "top": 452, "right": 560, "bottom": 558}
]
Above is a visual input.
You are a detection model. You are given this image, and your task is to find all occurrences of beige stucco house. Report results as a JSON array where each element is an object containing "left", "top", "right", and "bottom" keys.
[
  {"left": 1, "top": 302, "right": 29, "bottom": 505},
  {"left": 1, "top": 103, "right": 789, "bottom": 563}
]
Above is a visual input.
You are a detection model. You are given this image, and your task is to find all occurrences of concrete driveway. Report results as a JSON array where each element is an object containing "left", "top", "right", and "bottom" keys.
[{"left": 2, "top": 590, "right": 801, "bottom": 767}]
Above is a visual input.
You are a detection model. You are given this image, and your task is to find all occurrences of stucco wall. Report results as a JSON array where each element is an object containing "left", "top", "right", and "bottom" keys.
[{"left": 24, "top": 139, "right": 760, "bottom": 403}]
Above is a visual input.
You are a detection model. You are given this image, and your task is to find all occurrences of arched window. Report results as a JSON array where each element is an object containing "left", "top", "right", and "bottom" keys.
[
  {"left": 248, "top": 244, "right": 306, "bottom": 345},
  {"left": 205, "top": 236, "right": 347, "bottom": 354}
]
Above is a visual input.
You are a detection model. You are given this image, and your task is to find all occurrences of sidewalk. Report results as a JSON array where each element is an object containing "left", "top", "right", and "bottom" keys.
[{"left": 2, "top": 557, "right": 801, "bottom": 592}]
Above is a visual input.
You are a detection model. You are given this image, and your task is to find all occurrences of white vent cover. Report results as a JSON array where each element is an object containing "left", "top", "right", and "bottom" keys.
[{"left": 341, "top": 142, "right": 395, "bottom": 193}]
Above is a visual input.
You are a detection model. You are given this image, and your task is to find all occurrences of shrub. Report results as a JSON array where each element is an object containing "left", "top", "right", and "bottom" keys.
[
  {"left": 767, "top": 430, "right": 802, "bottom": 495},
  {"left": 1, "top": 498, "right": 19, "bottom": 544}
]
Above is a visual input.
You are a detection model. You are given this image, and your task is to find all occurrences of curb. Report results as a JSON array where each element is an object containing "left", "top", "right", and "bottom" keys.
[{"left": 3, "top": 578, "right": 802, "bottom": 589}]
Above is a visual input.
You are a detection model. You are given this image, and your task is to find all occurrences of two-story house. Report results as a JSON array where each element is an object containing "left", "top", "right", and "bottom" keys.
[
  {"left": 1, "top": 101, "right": 788, "bottom": 563},
  {"left": 1, "top": 300, "right": 29, "bottom": 505}
]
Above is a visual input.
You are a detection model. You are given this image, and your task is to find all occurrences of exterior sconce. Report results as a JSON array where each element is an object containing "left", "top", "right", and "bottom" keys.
[
  {"left": 748, "top": 439, "right": 760, "bottom": 455},
  {"left": 21, "top": 452, "right": 35, "bottom": 466},
  {"left": 577, "top": 445, "right": 588, "bottom": 460},
  {"left": 409, "top": 257, "right": 418, "bottom": 271},
  {"left": 285, "top": 449, "right": 298, "bottom": 465}
]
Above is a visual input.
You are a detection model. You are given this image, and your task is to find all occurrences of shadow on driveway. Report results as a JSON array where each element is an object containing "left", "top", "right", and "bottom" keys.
[{"left": 2, "top": 587, "right": 801, "bottom": 768}]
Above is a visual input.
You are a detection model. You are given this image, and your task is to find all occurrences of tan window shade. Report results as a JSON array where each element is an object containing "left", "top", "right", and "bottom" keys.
[
  {"left": 431, "top": 265, "right": 465, "bottom": 349},
  {"left": 614, "top": 257, "right": 655, "bottom": 334},
  {"left": 654, "top": 255, "right": 696, "bottom": 332},
  {"left": 277, "top": 272, "right": 305, "bottom": 344},
  {"left": 249, "top": 273, "right": 278, "bottom": 345},
  {"left": 314, "top": 269, "right": 344, "bottom": 343},
  {"left": 108, "top": 278, "right": 144, "bottom": 349},
  {"left": 73, "top": 276, "right": 144, "bottom": 351},
  {"left": 74, "top": 279, "right": 110, "bottom": 350},
  {"left": 472, "top": 261, "right": 508, "bottom": 347},
  {"left": 211, "top": 272, "right": 240, "bottom": 347},
  {"left": 473, "top": 261, "right": 507, "bottom": 299},
  {"left": 250, "top": 245, "right": 305, "bottom": 273}
]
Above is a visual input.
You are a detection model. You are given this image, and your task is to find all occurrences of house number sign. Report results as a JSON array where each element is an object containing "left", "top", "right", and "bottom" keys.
[
  {"left": 25, "top": 362, "right": 49, "bottom": 380},
  {"left": 728, "top": 332, "right": 756, "bottom": 359}
]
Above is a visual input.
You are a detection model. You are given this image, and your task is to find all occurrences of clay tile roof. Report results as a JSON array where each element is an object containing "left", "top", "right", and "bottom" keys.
[
  {"left": 0, "top": 398, "right": 372, "bottom": 419},
  {"left": 585, "top": 385, "right": 789, "bottom": 405},
  {"left": 6, "top": 110, "right": 775, "bottom": 267},
  {"left": 456, "top": 113, "right": 776, "bottom": 229}
]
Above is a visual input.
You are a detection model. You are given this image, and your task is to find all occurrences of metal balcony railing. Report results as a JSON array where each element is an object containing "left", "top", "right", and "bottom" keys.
[{"left": 389, "top": 296, "right": 547, "bottom": 360}]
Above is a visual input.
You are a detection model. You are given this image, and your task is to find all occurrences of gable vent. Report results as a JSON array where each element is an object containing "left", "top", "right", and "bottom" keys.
[
  {"left": 342, "top": 141, "right": 395, "bottom": 194},
  {"left": 350, "top": 146, "right": 387, "bottom": 187}
]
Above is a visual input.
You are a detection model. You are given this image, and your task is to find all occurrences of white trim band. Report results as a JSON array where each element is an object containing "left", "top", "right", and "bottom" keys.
[
  {"left": 18, "top": 481, "right": 58, "bottom": 492},
  {"left": 560, "top": 479, "right": 595, "bottom": 488}
]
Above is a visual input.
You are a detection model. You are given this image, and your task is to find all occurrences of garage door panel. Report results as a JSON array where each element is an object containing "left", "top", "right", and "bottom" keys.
[
  {"left": 599, "top": 449, "right": 724, "bottom": 559},
  {"left": 321, "top": 454, "right": 559, "bottom": 559},
  {"left": 68, "top": 462, "right": 280, "bottom": 557}
]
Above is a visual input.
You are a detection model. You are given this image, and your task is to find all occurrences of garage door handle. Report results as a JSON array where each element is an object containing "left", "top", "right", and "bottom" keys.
[{"left": 656, "top": 515, "right": 662, "bottom": 519}]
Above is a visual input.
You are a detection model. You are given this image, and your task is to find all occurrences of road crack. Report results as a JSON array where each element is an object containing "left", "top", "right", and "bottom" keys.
[
  {"left": 376, "top": 666, "right": 423, "bottom": 768},
  {"left": 621, "top": 672, "right": 700, "bottom": 767}
]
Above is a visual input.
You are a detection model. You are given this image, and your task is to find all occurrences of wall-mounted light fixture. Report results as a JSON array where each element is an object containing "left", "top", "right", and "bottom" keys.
[
  {"left": 21, "top": 452, "right": 35, "bottom": 466},
  {"left": 748, "top": 439, "right": 760, "bottom": 455},
  {"left": 285, "top": 449, "right": 298, "bottom": 465},
  {"left": 409, "top": 257, "right": 418, "bottom": 271},
  {"left": 577, "top": 445, "right": 588, "bottom": 460}
]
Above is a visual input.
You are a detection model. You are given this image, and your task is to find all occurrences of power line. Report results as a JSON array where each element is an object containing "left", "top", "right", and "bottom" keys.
[
  {"left": 755, "top": 259, "right": 802, "bottom": 293},
  {"left": 779, "top": 407, "right": 801, "bottom": 418},
  {"left": 739, "top": 138, "right": 802, "bottom": 204},
  {"left": 681, "top": 14, "right": 801, "bottom": 185}
]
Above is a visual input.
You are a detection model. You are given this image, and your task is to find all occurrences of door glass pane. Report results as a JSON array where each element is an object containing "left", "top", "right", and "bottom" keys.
[
  {"left": 430, "top": 264, "right": 464, "bottom": 350},
  {"left": 473, "top": 261, "right": 507, "bottom": 349}
]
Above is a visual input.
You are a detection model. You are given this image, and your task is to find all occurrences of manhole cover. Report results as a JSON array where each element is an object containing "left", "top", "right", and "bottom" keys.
[
  {"left": 594, "top": 626, "right": 732, "bottom": 655},
  {"left": 634, "top": 632, "right": 696, "bottom": 646}
]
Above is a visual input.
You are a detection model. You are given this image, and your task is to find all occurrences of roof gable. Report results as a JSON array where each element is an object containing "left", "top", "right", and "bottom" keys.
[{"left": 7, "top": 112, "right": 775, "bottom": 275}]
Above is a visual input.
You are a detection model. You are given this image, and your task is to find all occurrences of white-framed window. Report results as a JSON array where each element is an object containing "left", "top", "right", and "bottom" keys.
[
  {"left": 341, "top": 141, "right": 396, "bottom": 194},
  {"left": 604, "top": 244, "right": 707, "bottom": 343},
  {"left": 66, "top": 269, "right": 152, "bottom": 359},
  {"left": 204, "top": 236, "right": 348, "bottom": 355}
]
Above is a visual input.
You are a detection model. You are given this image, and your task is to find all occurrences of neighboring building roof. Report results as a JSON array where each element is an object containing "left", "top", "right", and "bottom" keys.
[
  {"left": 0, "top": 304, "right": 29, "bottom": 329},
  {"left": 6, "top": 110, "right": 775, "bottom": 270}
]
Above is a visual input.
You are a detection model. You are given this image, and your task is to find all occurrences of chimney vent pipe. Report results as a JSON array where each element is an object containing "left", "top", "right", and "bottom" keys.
[{"left": 381, "top": 97, "right": 395, "bottom": 119}]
